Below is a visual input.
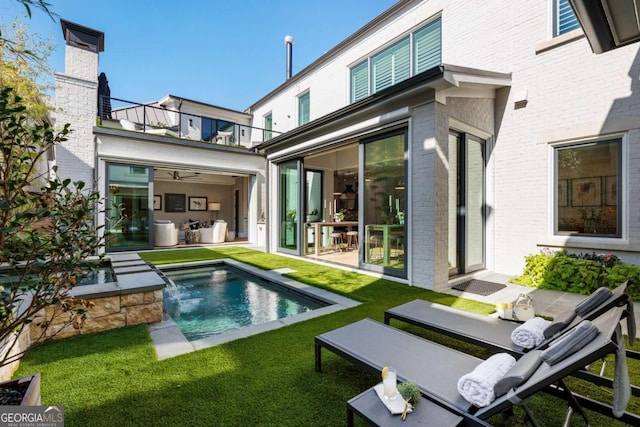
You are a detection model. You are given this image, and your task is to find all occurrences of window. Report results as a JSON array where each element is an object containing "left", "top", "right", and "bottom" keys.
[
  {"left": 350, "top": 17, "right": 441, "bottom": 103},
  {"left": 371, "top": 38, "right": 410, "bottom": 93},
  {"left": 201, "top": 117, "right": 236, "bottom": 142},
  {"left": 555, "top": 0, "right": 580, "bottom": 36},
  {"left": 351, "top": 61, "right": 369, "bottom": 102},
  {"left": 554, "top": 138, "right": 621, "bottom": 237},
  {"left": 298, "top": 91, "right": 310, "bottom": 126},
  {"left": 414, "top": 18, "right": 441, "bottom": 74},
  {"left": 264, "top": 113, "right": 273, "bottom": 141}
]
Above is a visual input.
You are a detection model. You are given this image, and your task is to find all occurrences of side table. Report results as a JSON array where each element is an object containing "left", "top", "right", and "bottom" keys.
[
  {"left": 347, "top": 387, "right": 462, "bottom": 427},
  {"left": 185, "top": 229, "right": 200, "bottom": 244}
]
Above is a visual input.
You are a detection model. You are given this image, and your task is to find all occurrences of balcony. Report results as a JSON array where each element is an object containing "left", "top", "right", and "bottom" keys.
[{"left": 98, "top": 96, "right": 277, "bottom": 148}]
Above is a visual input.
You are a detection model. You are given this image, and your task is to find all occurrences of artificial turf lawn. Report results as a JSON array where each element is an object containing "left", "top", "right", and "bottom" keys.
[{"left": 15, "top": 247, "right": 640, "bottom": 426}]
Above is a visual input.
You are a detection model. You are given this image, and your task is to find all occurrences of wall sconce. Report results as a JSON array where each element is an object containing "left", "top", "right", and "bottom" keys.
[{"left": 188, "top": 119, "right": 193, "bottom": 127}]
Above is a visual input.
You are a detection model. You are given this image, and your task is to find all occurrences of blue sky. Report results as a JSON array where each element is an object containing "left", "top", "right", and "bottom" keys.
[{"left": 1, "top": 0, "right": 397, "bottom": 111}]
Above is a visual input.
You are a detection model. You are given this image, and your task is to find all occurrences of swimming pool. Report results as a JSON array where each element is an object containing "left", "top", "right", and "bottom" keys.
[{"left": 162, "top": 264, "right": 328, "bottom": 341}]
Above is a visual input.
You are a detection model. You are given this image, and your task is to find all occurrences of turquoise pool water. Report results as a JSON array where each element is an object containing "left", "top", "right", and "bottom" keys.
[{"left": 162, "top": 264, "right": 327, "bottom": 341}]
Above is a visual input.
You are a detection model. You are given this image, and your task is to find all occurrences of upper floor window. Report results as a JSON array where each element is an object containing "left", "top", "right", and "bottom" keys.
[
  {"left": 202, "top": 117, "right": 234, "bottom": 142},
  {"left": 264, "top": 113, "right": 273, "bottom": 141},
  {"left": 350, "top": 17, "right": 441, "bottom": 103},
  {"left": 554, "top": 0, "right": 580, "bottom": 36},
  {"left": 298, "top": 91, "right": 310, "bottom": 126},
  {"left": 554, "top": 138, "right": 621, "bottom": 237}
]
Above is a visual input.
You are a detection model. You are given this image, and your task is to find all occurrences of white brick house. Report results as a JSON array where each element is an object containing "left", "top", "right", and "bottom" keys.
[
  {"left": 53, "top": 1, "right": 640, "bottom": 291},
  {"left": 249, "top": 0, "right": 640, "bottom": 290}
]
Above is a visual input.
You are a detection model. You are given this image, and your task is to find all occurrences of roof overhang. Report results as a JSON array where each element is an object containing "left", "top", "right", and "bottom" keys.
[
  {"left": 255, "top": 64, "right": 511, "bottom": 157},
  {"left": 569, "top": 0, "right": 640, "bottom": 53}
]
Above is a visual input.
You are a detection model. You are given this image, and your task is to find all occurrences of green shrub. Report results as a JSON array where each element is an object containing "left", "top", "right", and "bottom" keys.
[{"left": 511, "top": 250, "right": 640, "bottom": 299}]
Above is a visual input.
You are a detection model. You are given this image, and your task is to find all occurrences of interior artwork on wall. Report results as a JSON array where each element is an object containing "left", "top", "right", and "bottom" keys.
[
  {"left": 557, "top": 179, "right": 568, "bottom": 207},
  {"left": 604, "top": 175, "right": 617, "bottom": 206},
  {"left": 165, "top": 193, "right": 186, "bottom": 212},
  {"left": 153, "top": 195, "right": 162, "bottom": 211},
  {"left": 189, "top": 196, "right": 208, "bottom": 211},
  {"left": 571, "top": 177, "right": 601, "bottom": 207}
]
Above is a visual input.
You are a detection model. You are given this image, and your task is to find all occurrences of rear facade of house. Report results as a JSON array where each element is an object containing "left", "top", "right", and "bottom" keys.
[
  {"left": 52, "top": 0, "right": 640, "bottom": 291},
  {"left": 249, "top": 0, "right": 640, "bottom": 290}
]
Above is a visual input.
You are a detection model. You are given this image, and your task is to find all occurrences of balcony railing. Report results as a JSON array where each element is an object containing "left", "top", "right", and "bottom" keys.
[{"left": 98, "top": 96, "right": 278, "bottom": 148}]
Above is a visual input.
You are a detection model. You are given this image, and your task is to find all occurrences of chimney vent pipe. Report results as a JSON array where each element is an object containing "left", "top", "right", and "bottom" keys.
[{"left": 284, "top": 35, "right": 294, "bottom": 80}]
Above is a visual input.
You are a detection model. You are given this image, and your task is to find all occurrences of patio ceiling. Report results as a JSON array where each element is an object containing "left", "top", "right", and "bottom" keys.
[{"left": 569, "top": 0, "right": 640, "bottom": 53}]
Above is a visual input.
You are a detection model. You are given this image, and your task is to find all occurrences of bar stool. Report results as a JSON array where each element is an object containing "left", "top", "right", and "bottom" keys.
[
  {"left": 368, "top": 234, "right": 383, "bottom": 261},
  {"left": 330, "top": 232, "right": 344, "bottom": 253},
  {"left": 346, "top": 231, "right": 359, "bottom": 251}
]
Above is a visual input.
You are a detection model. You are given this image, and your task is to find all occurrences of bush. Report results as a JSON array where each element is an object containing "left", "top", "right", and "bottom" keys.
[{"left": 510, "top": 250, "right": 640, "bottom": 299}]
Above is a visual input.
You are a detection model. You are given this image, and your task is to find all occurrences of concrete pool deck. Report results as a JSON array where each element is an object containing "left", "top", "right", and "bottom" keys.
[{"left": 148, "top": 259, "right": 361, "bottom": 359}]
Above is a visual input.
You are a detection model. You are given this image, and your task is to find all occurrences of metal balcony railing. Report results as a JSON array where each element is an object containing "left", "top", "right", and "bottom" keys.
[{"left": 98, "top": 96, "right": 278, "bottom": 148}]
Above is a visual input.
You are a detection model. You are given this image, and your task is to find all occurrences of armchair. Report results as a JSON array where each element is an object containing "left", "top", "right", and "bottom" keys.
[{"left": 154, "top": 220, "right": 178, "bottom": 246}]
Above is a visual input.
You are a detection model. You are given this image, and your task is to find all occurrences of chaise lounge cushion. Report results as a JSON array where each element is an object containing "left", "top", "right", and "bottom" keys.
[
  {"left": 541, "top": 320, "right": 599, "bottom": 365},
  {"left": 494, "top": 350, "right": 543, "bottom": 398}
]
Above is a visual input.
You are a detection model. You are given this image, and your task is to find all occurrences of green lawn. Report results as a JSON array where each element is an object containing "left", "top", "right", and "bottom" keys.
[{"left": 15, "top": 247, "right": 640, "bottom": 426}]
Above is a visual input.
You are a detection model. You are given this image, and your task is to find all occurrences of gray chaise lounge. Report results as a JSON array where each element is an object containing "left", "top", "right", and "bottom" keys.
[{"left": 315, "top": 307, "right": 628, "bottom": 426}]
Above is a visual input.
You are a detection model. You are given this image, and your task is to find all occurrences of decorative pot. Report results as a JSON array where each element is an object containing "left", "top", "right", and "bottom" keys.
[{"left": 0, "top": 373, "right": 41, "bottom": 406}]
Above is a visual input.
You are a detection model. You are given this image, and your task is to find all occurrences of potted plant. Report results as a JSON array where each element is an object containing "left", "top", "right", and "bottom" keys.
[{"left": 334, "top": 209, "right": 346, "bottom": 222}]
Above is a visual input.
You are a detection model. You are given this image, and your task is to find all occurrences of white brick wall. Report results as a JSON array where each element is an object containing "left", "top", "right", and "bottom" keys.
[{"left": 253, "top": 0, "right": 640, "bottom": 283}]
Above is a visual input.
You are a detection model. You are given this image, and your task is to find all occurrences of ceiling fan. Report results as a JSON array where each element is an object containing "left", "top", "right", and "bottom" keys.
[{"left": 169, "top": 171, "right": 199, "bottom": 180}]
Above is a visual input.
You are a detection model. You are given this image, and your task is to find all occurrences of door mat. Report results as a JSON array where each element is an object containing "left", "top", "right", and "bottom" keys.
[{"left": 451, "top": 279, "right": 507, "bottom": 296}]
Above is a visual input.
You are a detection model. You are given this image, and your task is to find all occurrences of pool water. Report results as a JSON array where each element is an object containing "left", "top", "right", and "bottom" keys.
[
  {"left": 0, "top": 264, "right": 116, "bottom": 286},
  {"left": 162, "top": 264, "right": 327, "bottom": 341}
]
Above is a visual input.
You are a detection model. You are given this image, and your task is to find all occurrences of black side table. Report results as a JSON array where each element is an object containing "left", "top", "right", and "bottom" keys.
[{"left": 347, "top": 387, "right": 462, "bottom": 427}]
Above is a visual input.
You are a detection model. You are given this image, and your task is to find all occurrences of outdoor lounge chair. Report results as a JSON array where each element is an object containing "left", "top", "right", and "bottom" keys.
[
  {"left": 385, "top": 282, "right": 631, "bottom": 356},
  {"left": 315, "top": 306, "right": 631, "bottom": 426},
  {"left": 382, "top": 282, "right": 639, "bottom": 420}
]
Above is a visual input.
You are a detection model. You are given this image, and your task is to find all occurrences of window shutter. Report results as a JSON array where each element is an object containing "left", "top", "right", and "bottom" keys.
[
  {"left": 351, "top": 61, "right": 369, "bottom": 102},
  {"left": 298, "top": 92, "right": 310, "bottom": 126},
  {"left": 264, "top": 114, "right": 272, "bottom": 141},
  {"left": 371, "top": 38, "right": 410, "bottom": 94},
  {"left": 558, "top": 0, "right": 580, "bottom": 35},
  {"left": 414, "top": 18, "right": 441, "bottom": 74}
]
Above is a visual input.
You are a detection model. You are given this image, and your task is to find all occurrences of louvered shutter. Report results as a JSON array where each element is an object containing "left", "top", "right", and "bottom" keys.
[
  {"left": 414, "top": 18, "right": 441, "bottom": 74},
  {"left": 371, "top": 38, "right": 410, "bottom": 94},
  {"left": 350, "top": 61, "right": 369, "bottom": 102}
]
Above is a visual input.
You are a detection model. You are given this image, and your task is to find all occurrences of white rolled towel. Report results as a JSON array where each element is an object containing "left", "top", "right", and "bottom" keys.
[
  {"left": 457, "top": 353, "right": 516, "bottom": 407},
  {"left": 511, "top": 317, "right": 552, "bottom": 349}
]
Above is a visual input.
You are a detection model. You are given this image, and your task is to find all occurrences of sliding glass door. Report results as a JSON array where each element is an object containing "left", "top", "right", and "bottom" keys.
[
  {"left": 361, "top": 130, "right": 407, "bottom": 277},
  {"left": 106, "top": 164, "right": 152, "bottom": 251},
  {"left": 278, "top": 160, "right": 301, "bottom": 253}
]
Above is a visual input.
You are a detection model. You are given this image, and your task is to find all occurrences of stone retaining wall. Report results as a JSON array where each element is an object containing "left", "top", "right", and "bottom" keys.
[{"left": 30, "top": 289, "right": 163, "bottom": 340}]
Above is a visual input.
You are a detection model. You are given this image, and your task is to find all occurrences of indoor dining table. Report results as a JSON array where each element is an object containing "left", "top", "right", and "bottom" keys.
[{"left": 309, "top": 221, "right": 358, "bottom": 256}]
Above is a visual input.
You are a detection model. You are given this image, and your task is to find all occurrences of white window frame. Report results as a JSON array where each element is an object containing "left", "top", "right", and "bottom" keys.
[
  {"left": 298, "top": 91, "right": 310, "bottom": 126},
  {"left": 349, "top": 15, "right": 442, "bottom": 103},
  {"left": 548, "top": 134, "right": 627, "bottom": 244},
  {"left": 551, "top": 0, "right": 580, "bottom": 37},
  {"left": 264, "top": 112, "right": 273, "bottom": 141}
]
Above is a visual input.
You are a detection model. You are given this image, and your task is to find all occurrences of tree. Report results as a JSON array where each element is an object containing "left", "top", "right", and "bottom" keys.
[
  {"left": 0, "top": 87, "right": 105, "bottom": 369},
  {"left": 0, "top": 19, "right": 54, "bottom": 119},
  {"left": 0, "top": 1, "right": 55, "bottom": 61}
]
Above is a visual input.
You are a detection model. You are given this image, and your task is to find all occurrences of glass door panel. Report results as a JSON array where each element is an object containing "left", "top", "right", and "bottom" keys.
[
  {"left": 304, "top": 170, "right": 323, "bottom": 254},
  {"left": 448, "top": 133, "right": 459, "bottom": 272},
  {"left": 466, "top": 136, "right": 485, "bottom": 270},
  {"left": 278, "top": 160, "right": 300, "bottom": 252},
  {"left": 362, "top": 131, "right": 406, "bottom": 277},
  {"left": 106, "top": 164, "right": 152, "bottom": 251},
  {"left": 448, "top": 132, "right": 485, "bottom": 275}
]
